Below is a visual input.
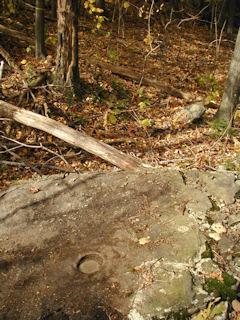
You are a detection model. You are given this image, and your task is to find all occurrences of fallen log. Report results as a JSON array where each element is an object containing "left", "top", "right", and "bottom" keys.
[
  {"left": 0, "top": 100, "right": 147, "bottom": 170},
  {"left": 0, "top": 24, "right": 53, "bottom": 51},
  {"left": 79, "top": 54, "right": 192, "bottom": 100},
  {"left": 0, "top": 24, "right": 35, "bottom": 45},
  {"left": 0, "top": 45, "right": 22, "bottom": 73}
]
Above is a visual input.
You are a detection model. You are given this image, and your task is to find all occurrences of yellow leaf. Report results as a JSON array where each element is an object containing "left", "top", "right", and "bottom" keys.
[
  {"left": 95, "top": 7, "right": 104, "bottom": 13},
  {"left": 139, "top": 237, "right": 151, "bottom": 245}
]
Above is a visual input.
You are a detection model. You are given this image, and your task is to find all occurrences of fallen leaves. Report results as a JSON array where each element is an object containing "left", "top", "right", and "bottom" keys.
[
  {"left": 192, "top": 298, "right": 227, "bottom": 320},
  {"left": 1, "top": 1, "right": 239, "bottom": 192}
]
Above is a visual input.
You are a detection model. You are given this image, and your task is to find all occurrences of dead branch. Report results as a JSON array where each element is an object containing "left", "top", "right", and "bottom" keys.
[
  {"left": 79, "top": 54, "right": 192, "bottom": 99},
  {"left": 1, "top": 72, "right": 47, "bottom": 102},
  {"left": 1, "top": 144, "right": 43, "bottom": 175},
  {"left": 0, "top": 44, "right": 22, "bottom": 73},
  {"left": 0, "top": 100, "right": 147, "bottom": 170},
  {"left": 17, "top": 72, "right": 47, "bottom": 105},
  {"left": 0, "top": 24, "right": 35, "bottom": 45},
  {"left": 0, "top": 134, "right": 77, "bottom": 171},
  {"left": 0, "top": 160, "right": 76, "bottom": 173},
  {"left": 19, "top": 2, "right": 57, "bottom": 22}
]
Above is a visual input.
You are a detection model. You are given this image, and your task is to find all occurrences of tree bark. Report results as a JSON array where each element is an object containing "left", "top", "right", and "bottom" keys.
[
  {"left": 227, "top": 0, "right": 236, "bottom": 39},
  {"left": 216, "top": 28, "right": 240, "bottom": 124},
  {"left": 35, "top": 0, "right": 45, "bottom": 61},
  {"left": 54, "top": 0, "right": 81, "bottom": 96},
  {"left": 0, "top": 100, "right": 146, "bottom": 170},
  {"left": 51, "top": 0, "right": 57, "bottom": 19}
]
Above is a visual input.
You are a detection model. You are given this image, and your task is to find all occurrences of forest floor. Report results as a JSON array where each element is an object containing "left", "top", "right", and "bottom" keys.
[{"left": 0, "top": 1, "right": 240, "bottom": 190}]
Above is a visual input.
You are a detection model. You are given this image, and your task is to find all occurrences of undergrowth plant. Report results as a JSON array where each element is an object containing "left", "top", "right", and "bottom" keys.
[
  {"left": 84, "top": 0, "right": 107, "bottom": 29},
  {"left": 103, "top": 80, "right": 130, "bottom": 125},
  {"left": 208, "top": 119, "right": 236, "bottom": 138},
  {"left": 137, "top": 87, "right": 151, "bottom": 109},
  {"left": 198, "top": 74, "right": 223, "bottom": 104}
]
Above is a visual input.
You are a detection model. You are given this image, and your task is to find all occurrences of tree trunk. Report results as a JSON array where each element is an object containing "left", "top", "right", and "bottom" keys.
[
  {"left": 216, "top": 28, "right": 240, "bottom": 124},
  {"left": 51, "top": 0, "right": 57, "bottom": 19},
  {"left": 217, "top": 0, "right": 227, "bottom": 28},
  {"left": 0, "top": 100, "right": 145, "bottom": 170},
  {"left": 95, "top": 0, "right": 105, "bottom": 14},
  {"left": 54, "top": 0, "right": 81, "bottom": 96},
  {"left": 35, "top": 0, "right": 45, "bottom": 61},
  {"left": 227, "top": 0, "right": 236, "bottom": 39}
]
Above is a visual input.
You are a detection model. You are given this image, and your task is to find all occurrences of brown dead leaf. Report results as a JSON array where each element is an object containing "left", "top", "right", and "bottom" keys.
[{"left": 30, "top": 188, "right": 40, "bottom": 194}]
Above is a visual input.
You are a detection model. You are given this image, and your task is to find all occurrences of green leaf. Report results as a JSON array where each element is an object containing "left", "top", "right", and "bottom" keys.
[
  {"left": 124, "top": 2, "right": 130, "bottom": 8},
  {"left": 141, "top": 119, "right": 150, "bottom": 127},
  {"left": 193, "top": 298, "right": 226, "bottom": 320},
  {"left": 209, "top": 301, "right": 226, "bottom": 319},
  {"left": 109, "top": 114, "right": 117, "bottom": 124},
  {"left": 118, "top": 99, "right": 128, "bottom": 108},
  {"left": 114, "top": 109, "right": 121, "bottom": 115},
  {"left": 137, "top": 87, "right": 144, "bottom": 96},
  {"left": 139, "top": 101, "right": 146, "bottom": 109},
  {"left": 98, "top": 16, "right": 105, "bottom": 23}
]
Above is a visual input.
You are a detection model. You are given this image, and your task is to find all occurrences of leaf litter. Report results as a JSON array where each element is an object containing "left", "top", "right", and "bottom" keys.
[{"left": 0, "top": 1, "right": 239, "bottom": 193}]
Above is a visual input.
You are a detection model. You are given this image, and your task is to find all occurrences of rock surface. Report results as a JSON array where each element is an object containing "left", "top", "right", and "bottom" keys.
[
  {"left": 174, "top": 101, "right": 206, "bottom": 124},
  {"left": 0, "top": 169, "right": 239, "bottom": 320}
]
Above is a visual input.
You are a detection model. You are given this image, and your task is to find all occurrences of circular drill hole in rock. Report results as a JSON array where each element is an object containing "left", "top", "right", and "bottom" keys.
[{"left": 77, "top": 254, "right": 103, "bottom": 274}]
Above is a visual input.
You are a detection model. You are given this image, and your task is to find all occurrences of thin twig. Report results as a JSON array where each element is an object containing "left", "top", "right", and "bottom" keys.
[
  {"left": 2, "top": 145, "right": 43, "bottom": 175},
  {"left": 216, "top": 19, "right": 227, "bottom": 61},
  {"left": 164, "top": 8, "right": 174, "bottom": 30},
  {"left": 177, "top": 4, "right": 209, "bottom": 27},
  {"left": 148, "top": 0, "right": 155, "bottom": 52},
  {"left": 157, "top": 157, "right": 195, "bottom": 164},
  {"left": 0, "top": 160, "right": 76, "bottom": 173},
  {"left": 0, "top": 135, "right": 79, "bottom": 173},
  {"left": 204, "top": 164, "right": 238, "bottom": 174}
]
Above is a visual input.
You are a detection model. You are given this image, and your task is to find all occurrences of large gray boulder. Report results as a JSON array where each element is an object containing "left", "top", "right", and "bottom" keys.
[{"left": 0, "top": 169, "right": 239, "bottom": 319}]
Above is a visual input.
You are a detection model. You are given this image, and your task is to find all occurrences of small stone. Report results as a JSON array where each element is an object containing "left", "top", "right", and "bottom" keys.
[
  {"left": 209, "top": 232, "right": 222, "bottom": 241},
  {"left": 138, "top": 237, "right": 151, "bottom": 245},
  {"left": 211, "top": 223, "right": 227, "bottom": 234},
  {"left": 232, "top": 300, "right": 240, "bottom": 312},
  {"left": 174, "top": 101, "right": 205, "bottom": 124}
]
